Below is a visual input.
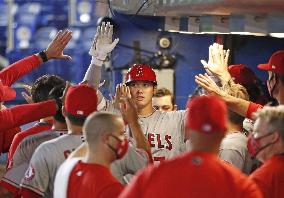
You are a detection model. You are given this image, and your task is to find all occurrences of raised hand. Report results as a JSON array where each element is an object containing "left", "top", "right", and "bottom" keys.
[
  {"left": 195, "top": 73, "right": 227, "bottom": 98},
  {"left": 113, "top": 83, "right": 131, "bottom": 109},
  {"left": 89, "top": 22, "right": 119, "bottom": 61},
  {"left": 18, "top": 83, "right": 33, "bottom": 103},
  {"left": 200, "top": 43, "right": 231, "bottom": 83},
  {"left": 118, "top": 96, "right": 138, "bottom": 124},
  {"left": 45, "top": 29, "right": 72, "bottom": 60}
]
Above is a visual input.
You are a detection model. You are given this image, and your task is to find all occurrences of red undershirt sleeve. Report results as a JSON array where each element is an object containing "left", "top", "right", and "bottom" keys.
[
  {"left": 0, "top": 55, "right": 41, "bottom": 86},
  {"left": 0, "top": 100, "right": 57, "bottom": 132},
  {"left": 246, "top": 102, "right": 263, "bottom": 119}
]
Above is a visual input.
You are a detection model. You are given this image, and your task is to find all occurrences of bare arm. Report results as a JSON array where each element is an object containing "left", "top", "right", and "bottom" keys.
[
  {"left": 117, "top": 85, "right": 152, "bottom": 161},
  {"left": 195, "top": 73, "right": 257, "bottom": 118},
  {"left": 0, "top": 30, "right": 72, "bottom": 86}
]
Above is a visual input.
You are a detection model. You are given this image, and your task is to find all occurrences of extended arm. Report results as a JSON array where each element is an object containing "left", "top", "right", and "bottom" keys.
[
  {"left": 195, "top": 73, "right": 262, "bottom": 119},
  {"left": 82, "top": 22, "right": 119, "bottom": 104},
  {"left": 0, "top": 30, "right": 72, "bottom": 86}
]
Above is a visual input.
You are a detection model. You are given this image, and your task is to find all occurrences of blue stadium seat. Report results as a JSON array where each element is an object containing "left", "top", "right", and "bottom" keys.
[
  {"left": 65, "top": 27, "right": 82, "bottom": 50},
  {"left": 81, "top": 27, "right": 96, "bottom": 52},
  {"left": 0, "top": 3, "right": 7, "bottom": 54},
  {"left": 33, "top": 26, "right": 58, "bottom": 50},
  {"left": 17, "top": 2, "right": 42, "bottom": 15}
]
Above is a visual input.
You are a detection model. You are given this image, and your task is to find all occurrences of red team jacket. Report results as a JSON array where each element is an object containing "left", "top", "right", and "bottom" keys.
[
  {"left": 250, "top": 154, "right": 284, "bottom": 198},
  {"left": 67, "top": 161, "right": 124, "bottom": 198},
  {"left": 120, "top": 151, "right": 263, "bottom": 198},
  {"left": 0, "top": 55, "right": 57, "bottom": 152}
]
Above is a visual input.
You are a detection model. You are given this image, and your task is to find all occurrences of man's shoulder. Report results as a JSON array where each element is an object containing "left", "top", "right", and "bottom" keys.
[
  {"left": 251, "top": 155, "right": 284, "bottom": 178},
  {"left": 33, "top": 133, "right": 66, "bottom": 153},
  {"left": 146, "top": 110, "right": 186, "bottom": 122},
  {"left": 220, "top": 132, "right": 247, "bottom": 150},
  {"left": 18, "top": 130, "right": 59, "bottom": 151}
]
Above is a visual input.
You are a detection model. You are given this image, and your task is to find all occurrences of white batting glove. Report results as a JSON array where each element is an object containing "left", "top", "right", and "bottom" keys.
[{"left": 89, "top": 22, "right": 119, "bottom": 66}]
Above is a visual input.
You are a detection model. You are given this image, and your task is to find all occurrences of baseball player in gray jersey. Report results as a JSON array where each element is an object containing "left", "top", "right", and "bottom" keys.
[
  {"left": 1, "top": 130, "right": 63, "bottom": 194},
  {"left": 93, "top": 66, "right": 186, "bottom": 163},
  {"left": 21, "top": 133, "right": 85, "bottom": 197},
  {"left": 219, "top": 132, "right": 252, "bottom": 174},
  {"left": 20, "top": 84, "right": 98, "bottom": 198},
  {"left": 84, "top": 26, "right": 187, "bottom": 164},
  {"left": 215, "top": 76, "right": 253, "bottom": 174}
]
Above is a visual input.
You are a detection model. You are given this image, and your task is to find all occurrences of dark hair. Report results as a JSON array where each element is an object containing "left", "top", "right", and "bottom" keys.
[
  {"left": 153, "top": 87, "right": 175, "bottom": 105},
  {"left": 48, "top": 84, "right": 66, "bottom": 123},
  {"left": 31, "top": 75, "right": 65, "bottom": 103},
  {"left": 66, "top": 113, "right": 87, "bottom": 126},
  {"left": 279, "top": 74, "right": 284, "bottom": 85},
  {"left": 228, "top": 110, "right": 245, "bottom": 126}
]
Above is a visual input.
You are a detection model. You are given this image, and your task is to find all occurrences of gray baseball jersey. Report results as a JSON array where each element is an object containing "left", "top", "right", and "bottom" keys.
[
  {"left": 20, "top": 134, "right": 84, "bottom": 198},
  {"left": 219, "top": 132, "right": 253, "bottom": 174},
  {"left": 111, "top": 144, "right": 149, "bottom": 184},
  {"left": 1, "top": 130, "right": 63, "bottom": 190},
  {"left": 99, "top": 98, "right": 187, "bottom": 163}
]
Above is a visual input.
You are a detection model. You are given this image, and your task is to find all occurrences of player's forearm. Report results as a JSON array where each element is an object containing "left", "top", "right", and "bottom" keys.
[
  {"left": 128, "top": 121, "right": 152, "bottom": 156},
  {"left": 0, "top": 100, "right": 57, "bottom": 132},
  {"left": 83, "top": 59, "right": 102, "bottom": 89},
  {"left": 218, "top": 72, "right": 232, "bottom": 86},
  {"left": 222, "top": 94, "right": 250, "bottom": 117},
  {"left": 0, "top": 54, "right": 41, "bottom": 86}
]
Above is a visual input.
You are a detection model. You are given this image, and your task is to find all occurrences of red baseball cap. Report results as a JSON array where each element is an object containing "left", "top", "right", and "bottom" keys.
[
  {"left": 258, "top": 50, "right": 284, "bottom": 76},
  {"left": 228, "top": 64, "right": 257, "bottom": 85},
  {"left": 185, "top": 95, "right": 227, "bottom": 134},
  {"left": 125, "top": 64, "right": 157, "bottom": 85},
  {"left": 64, "top": 84, "right": 98, "bottom": 117},
  {"left": 0, "top": 80, "right": 16, "bottom": 102}
]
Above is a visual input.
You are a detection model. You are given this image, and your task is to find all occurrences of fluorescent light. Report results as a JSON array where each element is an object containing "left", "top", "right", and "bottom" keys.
[
  {"left": 201, "top": 32, "right": 230, "bottom": 34},
  {"left": 167, "top": 29, "right": 179, "bottom": 33},
  {"left": 230, "top": 32, "right": 266, "bottom": 36},
  {"left": 269, "top": 33, "right": 284, "bottom": 38},
  {"left": 179, "top": 31, "right": 194, "bottom": 34},
  {"left": 80, "top": 14, "right": 90, "bottom": 23}
]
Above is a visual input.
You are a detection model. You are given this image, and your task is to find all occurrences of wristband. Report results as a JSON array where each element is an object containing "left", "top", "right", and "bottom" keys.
[
  {"left": 39, "top": 51, "right": 48, "bottom": 62},
  {"left": 91, "top": 57, "right": 104, "bottom": 67}
]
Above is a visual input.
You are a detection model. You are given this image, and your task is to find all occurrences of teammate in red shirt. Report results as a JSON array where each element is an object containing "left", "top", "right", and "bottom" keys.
[
  {"left": 195, "top": 43, "right": 284, "bottom": 120},
  {"left": 247, "top": 105, "right": 284, "bottom": 198},
  {"left": 120, "top": 95, "right": 262, "bottom": 198},
  {"left": 54, "top": 112, "right": 126, "bottom": 198},
  {"left": 0, "top": 29, "right": 72, "bottom": 138},
  {"left": 0, "top": 83, "right": 67, "bottom": 197}
]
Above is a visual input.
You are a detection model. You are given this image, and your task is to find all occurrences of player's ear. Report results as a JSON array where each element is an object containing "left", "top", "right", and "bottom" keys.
[
  {"left": 173, "top": 104, "right": 178, "bottom": 111},
  {"left": 62, "top": 106, "right": 66, "bottom": 117},
  {"left": 102, "top": 133, "right": 111, "bottom": 144},
  {"left": 153, "top": 85, "right": 157, "bottom": 95}
]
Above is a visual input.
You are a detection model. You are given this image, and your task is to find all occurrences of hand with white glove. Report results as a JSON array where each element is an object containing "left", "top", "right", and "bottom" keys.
[
  {"left": 89, "top": 22, "right": 119, "bottom": 66},
  {"left": 200, "top": 43, "right": 231, "bottom": 85}
]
